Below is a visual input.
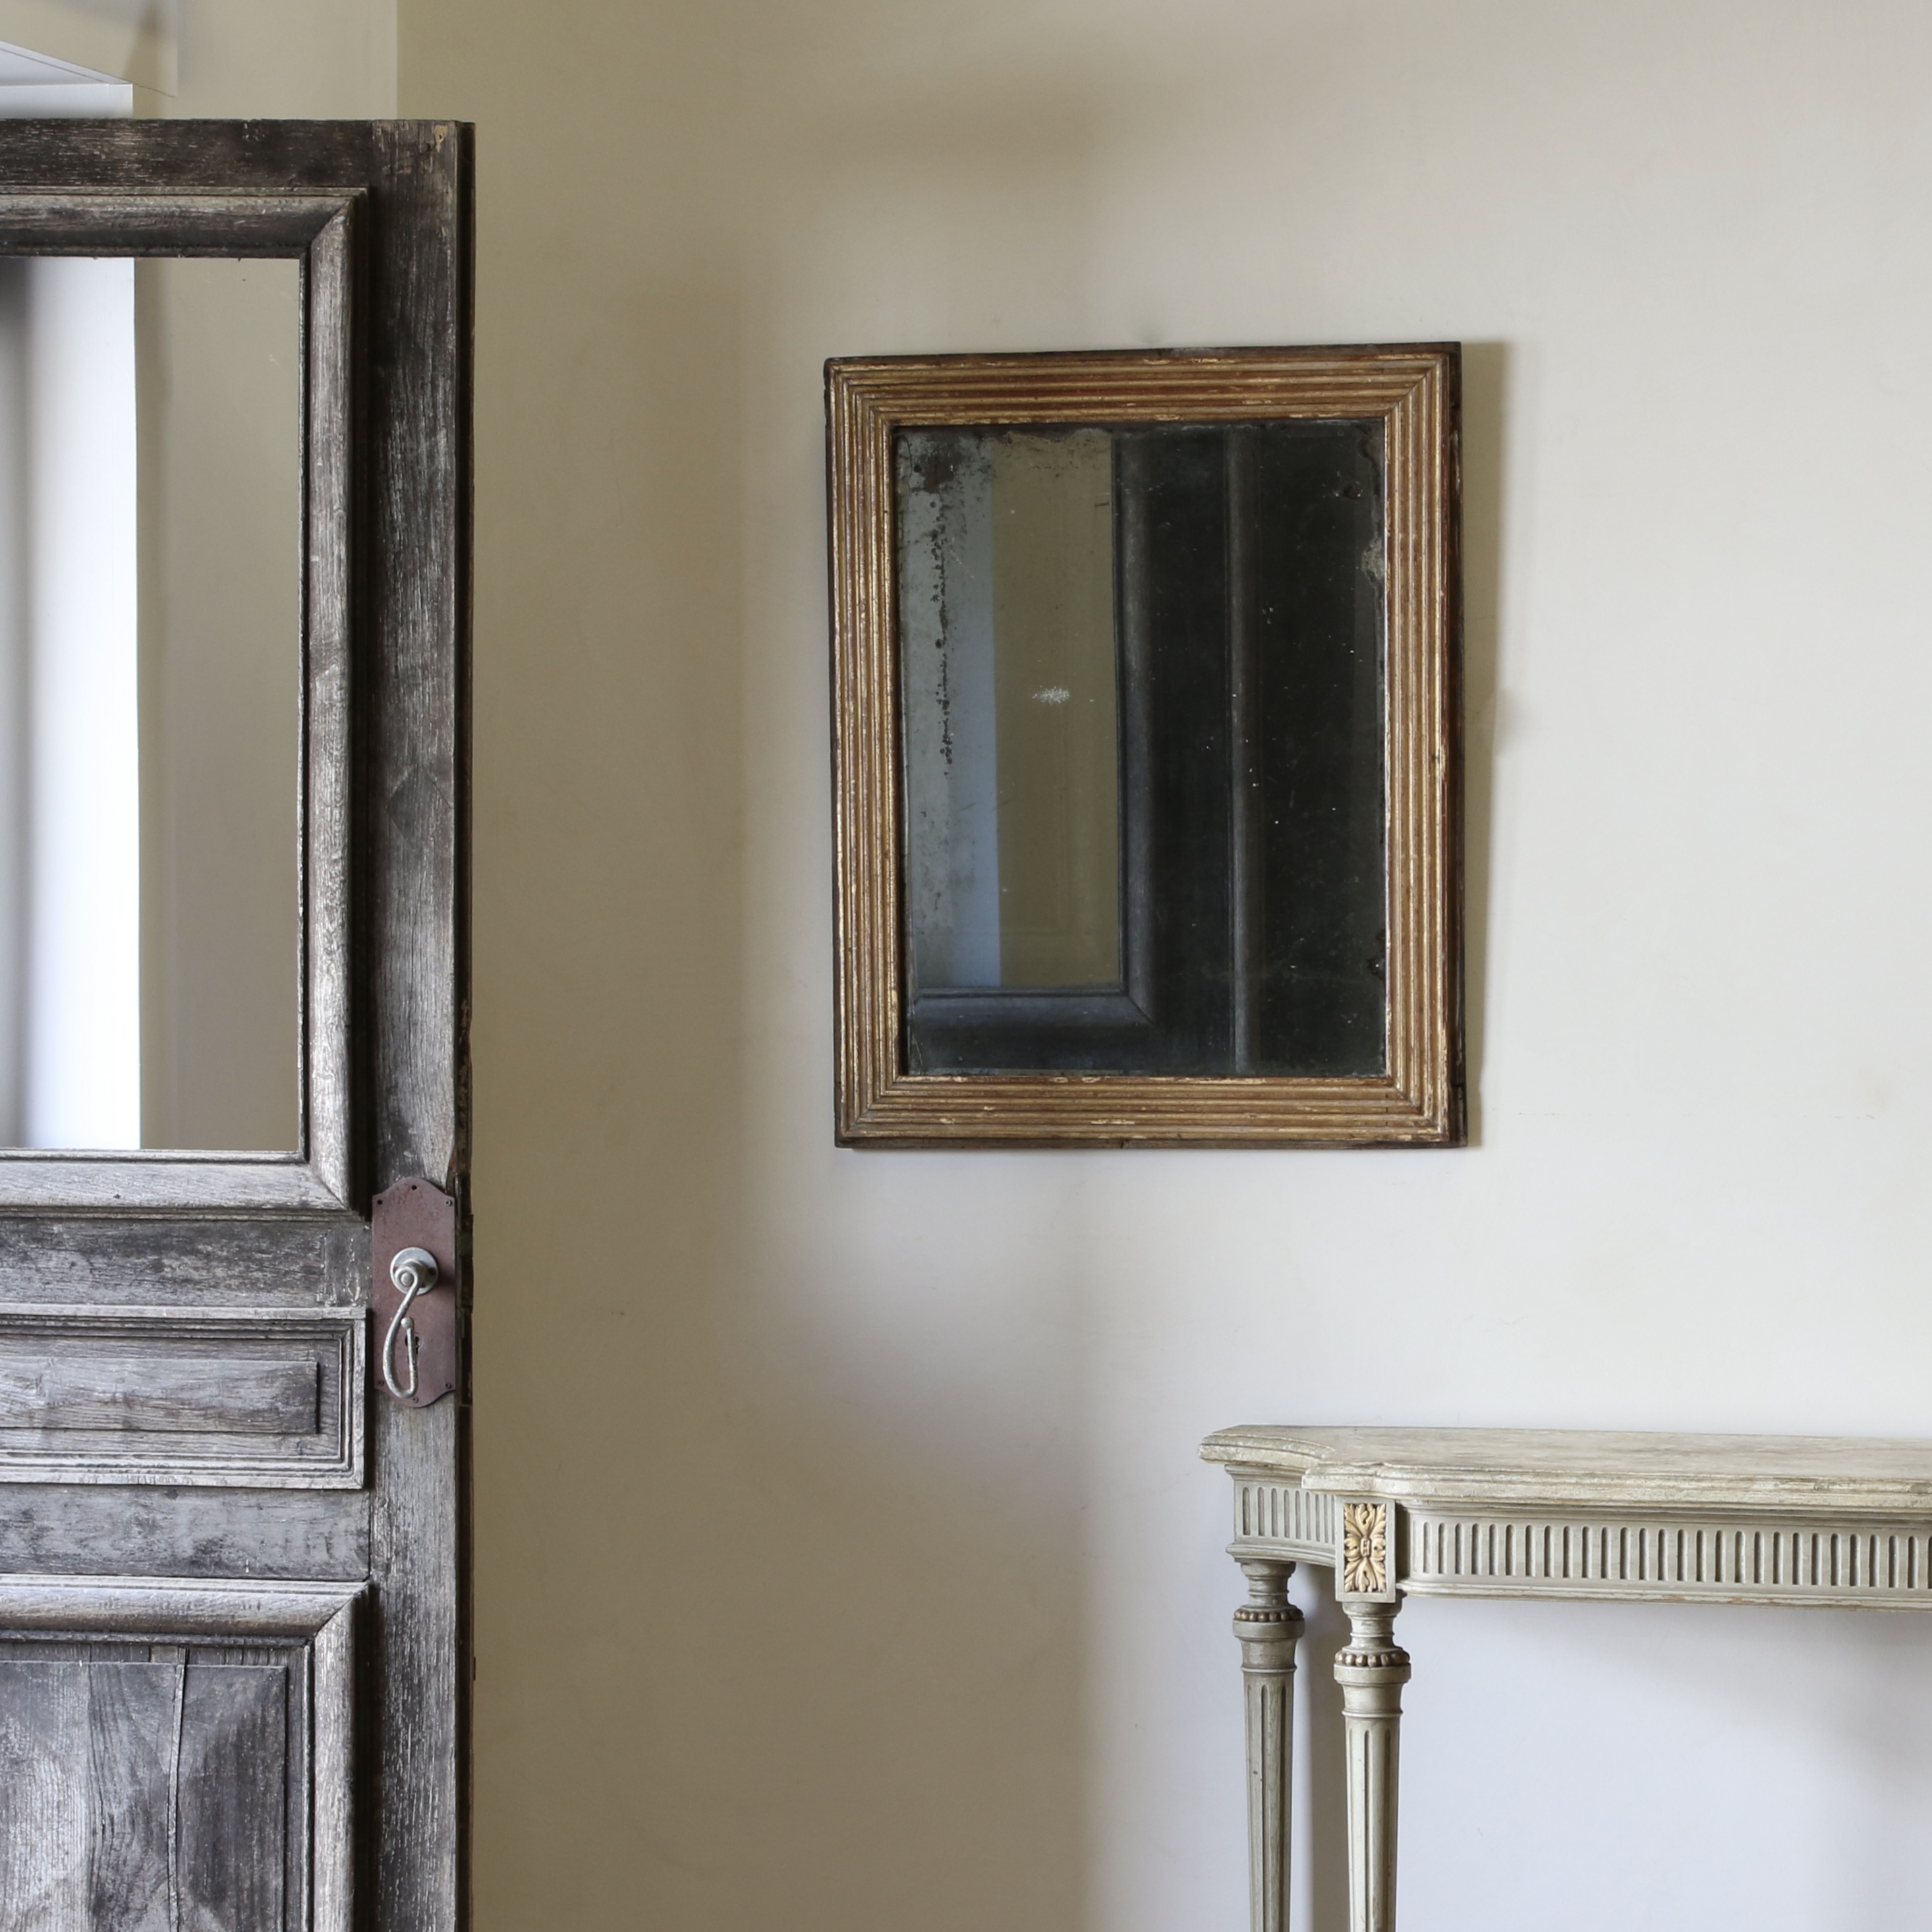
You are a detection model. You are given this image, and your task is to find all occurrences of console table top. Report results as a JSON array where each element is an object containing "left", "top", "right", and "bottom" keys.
[{"left": 1201, "top": 1425, "right": 1932, "bottom": 1514}]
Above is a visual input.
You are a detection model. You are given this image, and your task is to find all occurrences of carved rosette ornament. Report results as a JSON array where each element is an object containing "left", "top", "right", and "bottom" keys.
[{"left": 1342, "top": 1502, "right": 1389, "bottom": 1595}]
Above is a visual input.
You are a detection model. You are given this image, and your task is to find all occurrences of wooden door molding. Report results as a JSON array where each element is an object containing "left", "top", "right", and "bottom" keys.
[{"left": 0, "top": 182, "right": 358, "bottom": 1213}]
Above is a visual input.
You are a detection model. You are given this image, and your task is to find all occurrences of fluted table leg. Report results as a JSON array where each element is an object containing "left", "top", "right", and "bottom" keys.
[
  {"left": 1336, "top": 1599, "right": 1409, "bottom": 1932},
  {"left": 1234, "top": 1558, "right": 1302, "bottom": 1932}
]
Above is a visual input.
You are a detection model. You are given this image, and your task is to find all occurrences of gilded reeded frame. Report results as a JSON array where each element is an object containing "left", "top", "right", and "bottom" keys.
[{"left": 828, "top": 345, "right": 1463, "bottom": 1147}]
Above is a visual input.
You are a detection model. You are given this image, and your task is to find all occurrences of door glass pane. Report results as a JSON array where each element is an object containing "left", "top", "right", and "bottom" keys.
[{"left": 0, "top": 252, "right": 300, "bottom": 1151}]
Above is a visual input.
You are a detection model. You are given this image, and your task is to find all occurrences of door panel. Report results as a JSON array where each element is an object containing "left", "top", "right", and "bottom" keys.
[
  {"left": 0, "top": 1309, "right": 362, "bottom": 1485},
  {"left": 0, "top": 120, "right": 472, "bottom": 1932},
  {"left": 2, "top": 1658, "right": 291, "bottom": 1932},
  {"left": 0, "top": 1579, "right": 358, "bottom": 1932}
]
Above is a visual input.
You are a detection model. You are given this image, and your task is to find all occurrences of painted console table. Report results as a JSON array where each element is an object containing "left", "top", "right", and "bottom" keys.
[{"left": 1201, "top": 1426, "right": 1932, "bottom": 1932}]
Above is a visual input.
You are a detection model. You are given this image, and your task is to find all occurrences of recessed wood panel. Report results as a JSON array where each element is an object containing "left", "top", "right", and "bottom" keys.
[
  {"left": 0, "top": 1578, "right": 355, "bottom": 1932},
  {"left": 0, "top": 1487, "right": 368, "bottom": 1581},
  {"left": 0, "top": 1311, "right": 361, "bottom": 1487},
  {"left": 0, "top": 1653, "right": 293, "bottom": 1932},
  {"left": 0, "top": 1350, "right": 318, "bottom": 1435}
]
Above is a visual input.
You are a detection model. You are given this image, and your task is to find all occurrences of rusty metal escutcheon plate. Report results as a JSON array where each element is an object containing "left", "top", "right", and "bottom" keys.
[{"left": 371, "top": 1178, "right": 459, "bottom": 1408}]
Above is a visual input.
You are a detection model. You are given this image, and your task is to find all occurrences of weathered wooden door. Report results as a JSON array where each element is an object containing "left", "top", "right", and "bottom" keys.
[{"left": 0, "top": 122, "right": 471, "bottom": 1932}]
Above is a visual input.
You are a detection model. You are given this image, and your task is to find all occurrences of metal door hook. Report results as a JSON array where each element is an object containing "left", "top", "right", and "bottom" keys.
[
  {"left": 382, "top": 1246, "right": 440, "bottom": 1400},
  {"left": 372, "top": 1178, "right": 459, "bottom": 1407}
]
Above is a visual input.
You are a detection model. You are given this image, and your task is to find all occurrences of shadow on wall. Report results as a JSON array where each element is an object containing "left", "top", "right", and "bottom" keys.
[
  {"left": 1295, "top": 1566, "right": 1348, "bottom": 1931},
  {"left": 1459, "top": 340, "right": 1506, "bottom": 1145}
]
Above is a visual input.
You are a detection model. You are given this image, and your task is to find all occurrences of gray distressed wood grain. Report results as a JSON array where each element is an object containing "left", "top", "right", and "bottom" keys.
[
  {"left": 0, "top": 1576, "right": 360, "bottom": 1638},
  {"left": 0, "top": 1159, "right": 347, "bottom": 1214},
  {"left": 177, "top": 1664, "right": 289, "bottom": 1932},
  {"left": 310, "top": 1605, "right": 352, "bottom": 1932},
  {"left": 0, "top": 1653, "right": 297, "bottom": 1932},
  {"left": 0, "top": 1488, "right": 368, "bottom": 1580},
  {"left": 0, "top": 1351, "right": 316, "bottom": 1435},
  {"left": 362, "top": 118, "right": 472, "bottom": 1932},
  {"left": 0, "top": 1221, "right": 368, "bottom": 1309},
  {"left": 372, "top": 1397, "right": 462, "bottom": 1932},
  {"left": 0, "top": 1221, "right": 365, "bottom": 1313},
  {"left": 81, "top": 1659, "right": 178, "bottom": 1931},
  {"left": 0, "top": 190, "right": 351, "bottom": 255},
  {"left": 0, "top": 1580, "right": 359, "bottom": 1931},
  {"left": 301, "top": 198, "right": 356, "bottom": 1214},
  {"left": 0, "top": 1657, "right": 87, "bottom": 1927},
  {"left": 0, "top": 171, "right": 356, "bottom": 1220}
]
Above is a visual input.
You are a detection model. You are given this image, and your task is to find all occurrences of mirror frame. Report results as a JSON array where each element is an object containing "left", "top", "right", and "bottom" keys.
[{"left": 827, "top": 344, "right": 1463, "bottom": 1147}]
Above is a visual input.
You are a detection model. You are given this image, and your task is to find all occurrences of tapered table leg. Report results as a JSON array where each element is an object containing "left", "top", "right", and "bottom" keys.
[
  {"left": 1234, "top": 1558, "right": 1302, "bottom": 1932},
  {"left": 1336, "top": 1599, "right": 1409, "bottom": 1932}
]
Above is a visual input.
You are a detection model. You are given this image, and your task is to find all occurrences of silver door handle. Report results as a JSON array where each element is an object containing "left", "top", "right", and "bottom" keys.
[{"left": 382, "top": 1246, "right": 440, "bottom": 1400}]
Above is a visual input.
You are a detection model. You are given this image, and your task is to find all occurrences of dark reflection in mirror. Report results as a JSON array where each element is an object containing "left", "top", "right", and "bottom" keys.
[{"left": 897, "top": 419, "right": 1386, "bottom": 1077}]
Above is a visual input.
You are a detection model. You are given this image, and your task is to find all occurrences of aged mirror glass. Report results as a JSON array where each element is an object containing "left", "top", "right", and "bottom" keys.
[
  {"left": 830, "top": 347, "right": 1462, "bottom": 1147},
  {"left": 0, "top": 253, "right": 300, "bottom": 1151},
  {"left": 898, "top": 419, "right": 1386, "bottom": 1079}
]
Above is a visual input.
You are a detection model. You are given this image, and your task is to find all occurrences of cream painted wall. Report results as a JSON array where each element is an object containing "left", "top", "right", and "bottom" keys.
[
  {"left": 136, "top": 254, "right": 304, "bottom": 1149},
  {"left": 0, "top": 0, "right": 395, "bottom": 111},
  {"left": 399, "top": 3, "right": 1932, "bottom": 1929},
  {"left": 164, "top": 0, "right": 393, "bottom": 117},
  {"left": 0, "top": 0, "right": 173, "bottom": 96}
]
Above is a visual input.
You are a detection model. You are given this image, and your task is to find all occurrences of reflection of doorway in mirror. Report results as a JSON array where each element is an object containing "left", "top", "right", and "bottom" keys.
[
  {"left": 899, "top": 426, "right": 1122, "bottom": 996},
  {"left": 988, "top": 432, "right": 1119, "bottom": 989}
]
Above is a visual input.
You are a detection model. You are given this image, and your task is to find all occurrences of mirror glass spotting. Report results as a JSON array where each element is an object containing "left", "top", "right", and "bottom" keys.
[
  {"left": 0, "top": 254, "right": 300, "bottom": 1151},
  {"left": 897, "top": 420, "right": 1386, "bottom": 1079},
  {"left": 829, "top": 346, "right": 1462, "bottom": 1147}
]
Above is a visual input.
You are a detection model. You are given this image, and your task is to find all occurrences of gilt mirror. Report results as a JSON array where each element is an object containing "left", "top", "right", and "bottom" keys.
[{"left": 828, "top": 345, "right": 1462, "bottom": 1146}]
